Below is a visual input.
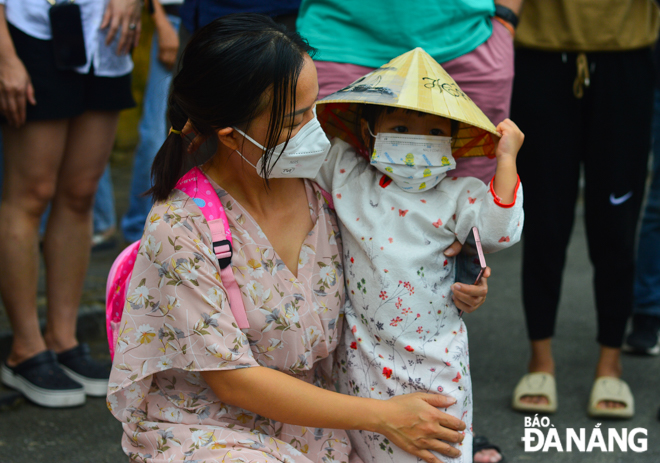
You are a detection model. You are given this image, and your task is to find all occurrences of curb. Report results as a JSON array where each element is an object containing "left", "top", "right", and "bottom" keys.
[{"left": 0, "top": 304, "right": 106, "bottom": 361}]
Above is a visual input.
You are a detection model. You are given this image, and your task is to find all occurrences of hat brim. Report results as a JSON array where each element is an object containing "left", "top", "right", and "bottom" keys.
[{"left": 316, "top": 48, "right": 500, "bottom": 158}]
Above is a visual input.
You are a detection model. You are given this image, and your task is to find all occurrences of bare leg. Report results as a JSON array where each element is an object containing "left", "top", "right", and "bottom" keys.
[
  {"left": 595, "top": 345, "right": 625, "bottom": 409},
  {"left": 42, "top": 110, "right": 119, "bottom": 353},
  {"left": 0, "top": 120, "right": 68, "bottom": 367},
  {"left": 519, "top": 338, "right": 554, "bottom": 405}
]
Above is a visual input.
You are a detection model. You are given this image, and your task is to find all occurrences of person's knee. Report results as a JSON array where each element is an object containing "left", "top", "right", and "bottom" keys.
[
  {"left": 3, "top": 178, "right": 57, "bottom": 219},
  {"left": 55, "top": 177, "right": 101, "bottom": 216}
]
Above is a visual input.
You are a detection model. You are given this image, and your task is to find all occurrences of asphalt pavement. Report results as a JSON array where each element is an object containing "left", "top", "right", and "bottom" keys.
[{"left": 0, "top": 159, "right": 658, "bottom": 463}]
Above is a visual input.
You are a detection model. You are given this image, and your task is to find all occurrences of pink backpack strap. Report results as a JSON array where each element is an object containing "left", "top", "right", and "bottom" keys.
[
  {"left": 175, "top": 167, "right": 249, "bottom": 329},
  {"left": 320, "top": 188, "right": 334, "bottom": 210},
  {"left": 106, "top": 241, "right": 140, "bottom": 359}
]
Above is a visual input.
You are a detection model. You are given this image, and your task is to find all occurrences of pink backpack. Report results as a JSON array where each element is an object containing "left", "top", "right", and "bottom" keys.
[{"left": 105, "top": 167, "right": 249, "bottom": 359}]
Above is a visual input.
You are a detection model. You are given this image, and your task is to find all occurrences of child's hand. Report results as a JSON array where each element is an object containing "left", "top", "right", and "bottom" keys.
[
  {"left": 451, "top": 266, "right": 490, "bottom": 314},
  {"left": 495, "top": 118, "right": 524, "bottom": 162}
]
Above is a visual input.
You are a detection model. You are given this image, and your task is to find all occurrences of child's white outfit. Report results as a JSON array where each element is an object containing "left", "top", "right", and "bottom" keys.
[{"left": 315, "top": 138, "right": 524, "bottom": 463}]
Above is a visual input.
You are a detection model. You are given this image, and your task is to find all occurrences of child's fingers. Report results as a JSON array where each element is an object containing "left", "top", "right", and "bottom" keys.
[
  {"left": 495, "top": 122, "right": 511, "bottom": 136},
  {"left": 498, "top": 119, "right": 522, "bottom": 136},
  {"left": 188, "top": 133, "right": 210, "bottom": 154},
  {"left": 181, "top": 119, "right": 197, "bottom": 137},
  {"left": 451, "top": 276, "right": 488, "bottom": 313},
  {"left": 452, "top": 293, "right": 483, "bottom": 313},
  {"left": 451, "top": 280, "right": 488, "bottom": 298},
  {"left": 443, "top": 240, "right": 462, "bottom": 257},
  {"left": 452, "top": 290, "right": 482, "bottom": 311}
]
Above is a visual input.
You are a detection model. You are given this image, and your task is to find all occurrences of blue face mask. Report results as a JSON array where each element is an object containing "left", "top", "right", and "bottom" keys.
[{"left": 369, "top": 128, "right": 456, "bottom": 192}]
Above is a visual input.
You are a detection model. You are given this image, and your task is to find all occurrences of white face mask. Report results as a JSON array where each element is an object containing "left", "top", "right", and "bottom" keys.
[
  {"left": 369, "top": 130, "right": 456, "bottom": 192},
  {"left": 233, "top": 116, "right": 330, "bottom": 179}
]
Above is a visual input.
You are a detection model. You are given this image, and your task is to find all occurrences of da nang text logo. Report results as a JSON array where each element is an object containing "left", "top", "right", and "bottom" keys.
[{"left": 521, "top": 415, "right": 648, "bottom": 453}]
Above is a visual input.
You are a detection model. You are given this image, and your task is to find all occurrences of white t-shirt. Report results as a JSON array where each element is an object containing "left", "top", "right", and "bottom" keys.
[{"left": 0, "top": 0, "right": 132, "bottom": 77}]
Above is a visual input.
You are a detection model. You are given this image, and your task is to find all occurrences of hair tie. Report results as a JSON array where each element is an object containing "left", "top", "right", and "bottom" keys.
[{"left": 169, "top": 127, "right": 182, "bottom": 135}]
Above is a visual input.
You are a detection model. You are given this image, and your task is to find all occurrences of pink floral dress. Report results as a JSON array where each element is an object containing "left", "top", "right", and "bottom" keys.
[{"left": 107, "top": 176, "right": 359, "bottom": 463}]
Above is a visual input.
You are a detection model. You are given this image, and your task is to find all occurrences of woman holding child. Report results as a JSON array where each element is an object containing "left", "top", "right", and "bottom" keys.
[{"left": 107, "top": 14, "right": 521, "bottom": 463}]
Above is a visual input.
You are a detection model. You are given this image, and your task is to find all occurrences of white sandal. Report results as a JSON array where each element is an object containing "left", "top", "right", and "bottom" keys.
[
  {"left": 587, "top": 377, "right": 634, "bottom": 419},
  {"left": 512, "top": 372, "right": 557, "bottom": 414}
]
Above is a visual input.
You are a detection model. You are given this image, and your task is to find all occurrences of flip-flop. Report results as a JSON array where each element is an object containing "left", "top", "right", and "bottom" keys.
[
  {"left": 473, "top": 435, "right": 505, "bottom": 463},
  {"left": 512, "top": 372, "right": 557, "bottom": 413},
  {"left": 587, "top": 377, "right": 634, "bottom": 419}
]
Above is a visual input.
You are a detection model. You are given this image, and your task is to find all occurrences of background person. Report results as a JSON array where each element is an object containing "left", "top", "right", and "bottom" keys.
[
  {"left": 624, "top": 35, "right": 660, "bottom": 356},
  {"left": 0, "top": 0, "right": 140, "bottom": 408},
  {"left": 510, "top": 0, "right": 659, "bottom": 419},
  {"left": 176, "top": 0, "right": 299, "bottom": 54},
  {"left": 120, "top": 0, "right": 183, "bottom": 243}
]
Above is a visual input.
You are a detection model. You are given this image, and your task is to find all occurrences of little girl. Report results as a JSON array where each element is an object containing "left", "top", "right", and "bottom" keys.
[{"left": 312, "top": 48, "right": 525, "bottom": 462}]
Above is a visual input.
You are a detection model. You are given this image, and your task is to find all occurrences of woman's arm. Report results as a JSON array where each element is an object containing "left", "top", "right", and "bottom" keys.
[
  {"left": 151, "top": 0, "right": 179, "bottom": 69},
  {"left": 0, "top": 6, "right": 36, "bottom": 128},
  {"left": 202, "top": 366, "right": 466, "bottom": 463}
]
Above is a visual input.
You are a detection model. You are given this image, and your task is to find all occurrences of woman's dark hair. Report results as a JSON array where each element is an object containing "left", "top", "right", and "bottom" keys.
[{"left": 149, "top": 13, "right": 315, "bottom": 201}]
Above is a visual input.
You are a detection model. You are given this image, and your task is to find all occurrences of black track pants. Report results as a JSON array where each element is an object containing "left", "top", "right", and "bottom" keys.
[{"left": 512, "top": 47, "right": 654, "bottom": 348}]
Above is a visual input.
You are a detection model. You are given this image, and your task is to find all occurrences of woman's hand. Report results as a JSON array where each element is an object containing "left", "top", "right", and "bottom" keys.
[
  {"left": 156, "top": 20, "right": 179, "bottom": 68},
  {"left": 0, "top": 53, "right": 35, "bottom": 128},
  {"left": 101, "top": 0, "right": 143, "bottom": 55},
  {"left": 443, "top": 240, "right": 490, "bottom": 314},
  {"left": 375, "top": 392, "right": 466, "bottom": 463},
  {"left": 153, "top": 4, "right": 179, "bottom": 69}
]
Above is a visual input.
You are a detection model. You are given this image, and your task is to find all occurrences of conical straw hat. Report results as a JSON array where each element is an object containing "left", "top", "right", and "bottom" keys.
[{"left": 316, "top": 47, "right": 498, "bottom": 158}]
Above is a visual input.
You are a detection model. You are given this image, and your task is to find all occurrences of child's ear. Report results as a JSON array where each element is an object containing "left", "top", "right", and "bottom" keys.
[
  {"left": 359, "top": 118, "right": 371, "bottom": 147},
  {"left": 358, "top": 118, "right": 375, "bottom": 160},
  {"left": 217, "top": 127, "right": 240, "bottom": 151}
]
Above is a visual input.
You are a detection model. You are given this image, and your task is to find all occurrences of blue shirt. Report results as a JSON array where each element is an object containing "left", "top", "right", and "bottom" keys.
[
  {"left": 297, "top": 0, "right": 495, "bottom": 67},
  {"left": 181, "top": 0, "right": 301, "bottom": 32}
]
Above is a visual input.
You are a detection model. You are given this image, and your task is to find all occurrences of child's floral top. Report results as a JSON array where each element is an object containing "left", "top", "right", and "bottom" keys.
[
  {"left": 315, "top": 139, "right": 524, "bottom": 463},
  {"left": 107, "top": 175, "right": 358, "bottom": 463}
]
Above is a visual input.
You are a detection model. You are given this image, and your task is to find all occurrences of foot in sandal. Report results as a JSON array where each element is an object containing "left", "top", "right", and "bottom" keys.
[
  {"left": 513, "top": 339, "right": 556, "bottom": 412},
  {"left": 588, "top": 377, "right": 634, "bottom": 419},
  {"left": 473, "top": 435, "right": 505, "bottom": 463},
  {"left": 512, "top": 372, "right": 557, "bottom": 413},
  {"left": 590, "top": 346, "right": 632, "bottom": 417}
]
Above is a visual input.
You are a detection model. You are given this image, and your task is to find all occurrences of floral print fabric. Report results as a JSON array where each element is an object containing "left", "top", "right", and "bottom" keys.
[
  {"left": 107, "top": 175, "right": 358, "bottom": 463},
  {"left": 315, "top": 139, "right": 524, "bottom": 463}
]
